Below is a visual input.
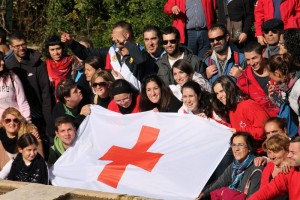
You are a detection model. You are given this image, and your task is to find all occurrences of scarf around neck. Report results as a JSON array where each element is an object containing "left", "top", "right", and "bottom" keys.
[
  {"left": 46, "top": 56, "right": 72, "bottom": 89},
  {"left": 229, "top": 153, "right": 255, "bottom": 190}
]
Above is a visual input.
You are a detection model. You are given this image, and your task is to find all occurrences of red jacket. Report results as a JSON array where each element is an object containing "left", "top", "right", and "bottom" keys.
[
  {"left": 229, "top": 99, "right": 268, "bottom": 153},
  {"left": 237, "top": 66, "right": 279, "bottom": 117},
  {"left": 108, "top": 95, "right": 140, "bottom": 114},
  {"left": 249, "top": 167, "right": 300, "bottom": 200},
  {"left": 260, "top": 162, "right": 274, "bottom": 186},
  {"left": 164, "top": 0, "right": 216, "bottom": 43},
  {"left": 254, "top": 0, "right": 300, "bottom": 36}
]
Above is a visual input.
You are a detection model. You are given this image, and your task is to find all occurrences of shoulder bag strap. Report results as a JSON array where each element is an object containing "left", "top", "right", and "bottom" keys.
[{"left": 243, "top": 168, "right": 262, "bottom": 195}]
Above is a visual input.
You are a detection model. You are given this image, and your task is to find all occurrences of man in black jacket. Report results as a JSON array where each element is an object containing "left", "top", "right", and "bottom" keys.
[{"left": 5, "top": 31, "right": 51, "bottom": 135}]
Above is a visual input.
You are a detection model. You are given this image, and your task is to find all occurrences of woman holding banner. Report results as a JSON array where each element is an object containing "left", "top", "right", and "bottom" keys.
[
  {"left": 139, "top": 74, "right": 182, "bottom": 113},
  {"left": 211, "top": 75, "right": 269, "bottom": 154},
  {"left": 197, "top": 132, "right": 263, "bottom": 199},
  {"left": 107, "top": 79, "right": 140, "bottom": 114}
]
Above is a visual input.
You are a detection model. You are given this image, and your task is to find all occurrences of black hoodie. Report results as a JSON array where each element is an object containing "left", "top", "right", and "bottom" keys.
[{"left": 5, "top": 49, "right": 51, "bottom": 124}]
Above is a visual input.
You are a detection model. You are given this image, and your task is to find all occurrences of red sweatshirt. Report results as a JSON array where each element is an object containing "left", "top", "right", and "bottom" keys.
[
  {"left": 249, "top": 167, "right": 300, "bottom": 200},
  {"left": 229, "top": 99, "right": 269, "bottom": 153}
]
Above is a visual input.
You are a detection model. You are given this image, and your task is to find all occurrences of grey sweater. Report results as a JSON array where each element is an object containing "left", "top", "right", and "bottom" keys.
[{"left": 203, "top": 162, "right": 264, "bottom": 198}]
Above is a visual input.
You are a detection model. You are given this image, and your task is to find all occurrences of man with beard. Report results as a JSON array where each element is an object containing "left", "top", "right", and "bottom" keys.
[
  {"left": 202, "top": 24, "right": 246, "bottom": 84},
  {"left": 261, "top": 19, "right": 283, "bottom": 58},
  {"left": 156, "top": 26, "right": 203, "bottom": 85}
]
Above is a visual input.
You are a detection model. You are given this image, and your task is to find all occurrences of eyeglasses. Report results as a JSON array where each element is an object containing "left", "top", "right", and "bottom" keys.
[
  {"left": 11, "top": 43, "right": 27, "bottom": 49},
  {"left": 231, "top": 143, "right": 248, "bottom": 149},
  {"left": 209, "top": 34, "right": 225, "bottom": 43},
  {"left": 115, "top": 94, "right": 131, "bottom": 105},
  {"left": 92, "top": 82, "right": 107, "bottom": 88},
  {"left": 263, "top": 29, "right": 279, "bottom": 34},
  {"left": 162, "top": 39, "right": 177, "bottom": 45},
  {"left": 4, "top": 118, "right": 20, "bottom": 124}
]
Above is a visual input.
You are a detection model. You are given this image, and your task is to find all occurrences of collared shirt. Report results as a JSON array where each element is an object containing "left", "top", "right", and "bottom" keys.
[
  {"left": 211, "top": 47, "right": 232, "bottom": 76},
  {"left": 186, "top": 0, "right": 206, "bottom": 29}
]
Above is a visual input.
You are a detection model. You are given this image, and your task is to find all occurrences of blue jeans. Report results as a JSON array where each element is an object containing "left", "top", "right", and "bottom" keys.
[{"left": 186, "top": 29, "right": 210, "bottom": 60}]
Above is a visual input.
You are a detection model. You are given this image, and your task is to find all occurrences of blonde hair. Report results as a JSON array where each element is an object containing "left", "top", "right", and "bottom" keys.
[
  {"left": 91, "top": 69, "right": 115, "bottom": 86},
  {"left": 1, "top": 107, "right": 29, "bottom": 138},
  {"left": 262, "top": 134, "right": 290, "bottom": 152}
]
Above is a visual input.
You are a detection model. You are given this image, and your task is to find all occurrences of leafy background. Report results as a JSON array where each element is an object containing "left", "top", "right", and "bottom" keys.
[{"left": 3, "top": 0, "right": 172, "bottom": 48}]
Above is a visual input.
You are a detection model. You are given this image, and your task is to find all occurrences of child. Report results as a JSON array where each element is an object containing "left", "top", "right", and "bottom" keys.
[{"left": 4, "top": 133, "right": 48, "bottom": 184}]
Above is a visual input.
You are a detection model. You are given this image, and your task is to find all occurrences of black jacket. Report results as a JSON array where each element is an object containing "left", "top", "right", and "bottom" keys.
[
  {"left": 217, "top": 0, "right": 255, "bottom": 35},
  {"left": 68, "top": 40, "right": 153, "bottom": 86},
  {"left": 5, "top": 49, "right": 51, "bottom": 123}
]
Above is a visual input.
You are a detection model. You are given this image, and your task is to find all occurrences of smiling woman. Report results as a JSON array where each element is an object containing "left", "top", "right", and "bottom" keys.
[
  {"left": 107, "top": 79, "right": 140, "bottom": 114},
  {"left": 212, "top": 75, "right": 269, "bottom": 154},
  {"left": 0, "top": 107, "right": 43, "bottom": 172},
  {"left": 197, "top": 132, "right": 263, "bottom": 200},
  {"left": 139, "top": 74, "right": 182, "bottom": 112}
]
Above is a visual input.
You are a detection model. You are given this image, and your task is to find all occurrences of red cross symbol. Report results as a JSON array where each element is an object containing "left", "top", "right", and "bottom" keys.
[{"left": 97, "top": 126, "right": 164, "bottom": 188}]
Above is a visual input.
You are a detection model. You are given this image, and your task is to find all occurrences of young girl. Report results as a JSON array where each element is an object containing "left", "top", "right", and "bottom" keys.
[{"left": 1, "top": 133, "right": 48, "bottom": 184}]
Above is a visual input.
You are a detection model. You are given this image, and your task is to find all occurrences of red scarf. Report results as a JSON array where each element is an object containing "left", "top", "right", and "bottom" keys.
[{"left": 46, "top": 56, "right": 72, "bottom": 89}]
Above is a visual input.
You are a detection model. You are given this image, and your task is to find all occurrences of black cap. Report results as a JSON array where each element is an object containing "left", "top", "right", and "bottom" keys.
[{"left": 262, "top": 19, "right": 284, "bottom": 32}]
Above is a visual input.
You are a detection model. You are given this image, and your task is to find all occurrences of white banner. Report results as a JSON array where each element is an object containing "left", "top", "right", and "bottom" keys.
[{"left": 50, "top": 105, "right": 232, "bottom": 200}]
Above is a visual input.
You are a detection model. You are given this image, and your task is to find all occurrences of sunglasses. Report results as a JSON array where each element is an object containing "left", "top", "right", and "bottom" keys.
[
  {"left": 162, "top": 39, "right": 177, "bottom": 45},
  {"left": 263, "top": 29, "right": 279, "bottom": 34},
  {"left": 209, "top": 34, "right": 225, "bottom": 43},
  {"left": 4, "top": 118, "right": 20, "bottom": 124},
  {"left": 92, "top": 82, "right": 107, "bottom": 88}
]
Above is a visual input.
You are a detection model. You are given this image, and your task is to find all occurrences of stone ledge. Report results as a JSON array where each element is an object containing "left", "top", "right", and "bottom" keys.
[{"left": 0, "top": 180, "right": 156, "bottom": 200}]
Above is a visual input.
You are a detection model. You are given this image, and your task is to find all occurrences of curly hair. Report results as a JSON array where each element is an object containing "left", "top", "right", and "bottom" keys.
[{"left": 284, "top": 28, "right": 300, "bottom": 66}]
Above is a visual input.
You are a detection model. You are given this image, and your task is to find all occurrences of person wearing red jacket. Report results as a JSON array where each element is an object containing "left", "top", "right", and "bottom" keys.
[
  {"left": 237, "top": 41, "right": 280, "bottom": 117},
  {"left": 249, "top": 136, "right": 300, "bottom": 200},
  {"left": 212, "top": 75, "right": 269, "bottom": 154},
  {"left": 254, "top": 0, "right": 300, "bottom": 45},
  {"left": 107, "top": 79, "right": 140, "bottom": 114},
  {"left": 163, "top": 0, "right": 216, "bottom": 59}
]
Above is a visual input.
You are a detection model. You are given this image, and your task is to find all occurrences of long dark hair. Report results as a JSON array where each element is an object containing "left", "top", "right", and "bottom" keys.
[
  {"left": 212, "top": 76, "right": 247, "bottom": 117},
  {"left": 0, "top": 51, "right": 14, "bottom": 85},
  {"left": 139, "top": 74, "right": 174, "bottom": 112},
  {"left": 182, "top": 81, "right": 212, "bottom": 117}
]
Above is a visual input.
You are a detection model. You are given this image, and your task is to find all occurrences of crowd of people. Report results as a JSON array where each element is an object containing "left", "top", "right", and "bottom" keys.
[{"left": 0, "top": 0, "right": 299, "bottom": 199}]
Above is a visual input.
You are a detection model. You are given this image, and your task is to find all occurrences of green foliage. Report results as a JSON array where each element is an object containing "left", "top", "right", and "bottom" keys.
[{"left": 43, "top": 0, "right": 172, "bottom": 48}]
